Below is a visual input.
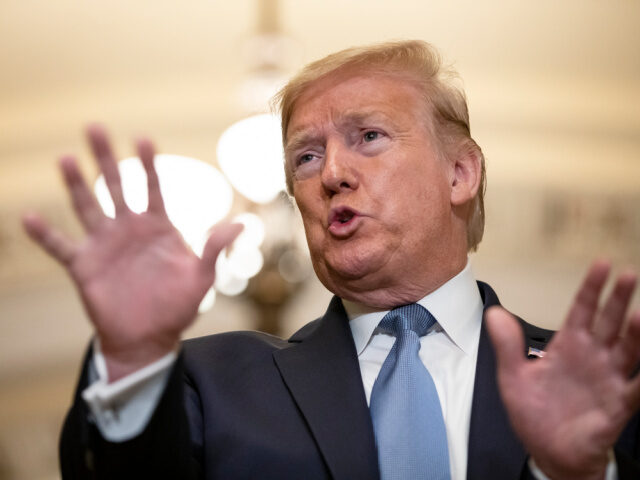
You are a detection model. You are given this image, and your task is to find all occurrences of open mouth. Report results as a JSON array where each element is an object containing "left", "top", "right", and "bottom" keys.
[
  {"left": 337, "top": 210, "right": 355, "bottom": 224},
  {"left": 328, "top": 207, "right": 360, "bottom": 229}
]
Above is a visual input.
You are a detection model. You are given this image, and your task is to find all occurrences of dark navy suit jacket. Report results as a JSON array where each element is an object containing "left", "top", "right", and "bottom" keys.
[{"left": 59, "top": 282, "right": 640, "bottom": 479}]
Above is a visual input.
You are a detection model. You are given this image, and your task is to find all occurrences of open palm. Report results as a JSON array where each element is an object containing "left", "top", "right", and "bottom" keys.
[
  {"left": 488, "top": 262, "right": 640, "bottom": 479},
  {"left": 23, "top": 126, "right": 241, "bottom": 381}
]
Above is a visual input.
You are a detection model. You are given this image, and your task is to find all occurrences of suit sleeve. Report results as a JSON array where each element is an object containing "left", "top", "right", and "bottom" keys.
[{"left": 59, "top": 348, "right": 202, "bottom": 480}]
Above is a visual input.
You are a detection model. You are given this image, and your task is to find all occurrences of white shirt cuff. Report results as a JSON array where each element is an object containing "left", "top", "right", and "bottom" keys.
[
  {"left": 529, "top": 450, "right": 617, "bottom": 480},
  {"left": 82, "top": 339, "right": 177, "bottom": 442}
]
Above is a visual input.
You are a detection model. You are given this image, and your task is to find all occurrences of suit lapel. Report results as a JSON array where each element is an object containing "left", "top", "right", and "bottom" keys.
[
  {"left": 273, "top": 296, "right": 380, "bottom": 480},
  {"left": 467, "top": 282, "right": 554, "bottom": 480},
  {"left": 466, "top": 320, "right": 527, "bottom": 479}
]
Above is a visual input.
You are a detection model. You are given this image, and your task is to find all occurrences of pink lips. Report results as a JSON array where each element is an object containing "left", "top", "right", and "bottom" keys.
[{"left": 328, "top": 207, "right": 362, "bottom": 237}]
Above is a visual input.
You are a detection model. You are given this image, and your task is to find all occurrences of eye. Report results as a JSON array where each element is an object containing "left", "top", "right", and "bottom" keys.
[
  {"left": 297, "top": 153, "right": 316, "bottom": 165},
  {"left": 363, "top": 131, "right": 381, "bottom": 142}
]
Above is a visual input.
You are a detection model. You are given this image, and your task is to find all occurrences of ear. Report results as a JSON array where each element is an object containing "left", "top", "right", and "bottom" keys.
[{"left": 450, "top": 146, "right": 482, "bottom": 207}]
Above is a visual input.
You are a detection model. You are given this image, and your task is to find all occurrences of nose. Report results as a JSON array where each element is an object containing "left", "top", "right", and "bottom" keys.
[{"left": 321, "top": 141, "right": 359, "bottom": 196}]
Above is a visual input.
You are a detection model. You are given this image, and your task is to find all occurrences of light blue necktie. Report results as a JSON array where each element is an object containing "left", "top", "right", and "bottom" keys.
[{"left": 369, "top": 304, "right": 451, "bottom": 480}]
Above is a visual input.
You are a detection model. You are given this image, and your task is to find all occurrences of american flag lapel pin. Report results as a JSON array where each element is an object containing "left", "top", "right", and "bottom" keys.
[{"left": 527, "top": 347, "right": 546, "bottom": 359}]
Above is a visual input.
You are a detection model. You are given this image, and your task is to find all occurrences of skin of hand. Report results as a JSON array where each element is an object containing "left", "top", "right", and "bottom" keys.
[
  {"left": 487, "top": 260, "right": 640, "bottom": 480},
  {"left": 22, "top": 125, "right": 243, "bottom": 382}
]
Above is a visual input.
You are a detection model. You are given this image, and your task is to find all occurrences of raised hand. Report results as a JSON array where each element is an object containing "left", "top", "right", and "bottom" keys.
[
  {"left": 23, "top": 125, "right": 242, "bottom": 382},
  {"left": 487, "top": 261, "right": 640, "bottom": 479}
]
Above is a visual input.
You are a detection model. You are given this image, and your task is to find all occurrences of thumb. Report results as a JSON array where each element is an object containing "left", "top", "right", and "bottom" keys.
[
  {"left": 199, "top": 222, "right": 244, "bottom": 282},
  {"left": 486, "top": 306, "right": 526, "bottom": 381}
]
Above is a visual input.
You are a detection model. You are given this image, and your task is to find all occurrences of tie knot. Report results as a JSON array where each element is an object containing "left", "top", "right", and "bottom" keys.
[{"left": 378, "top": 303, "right": 436, "bottom": 338}]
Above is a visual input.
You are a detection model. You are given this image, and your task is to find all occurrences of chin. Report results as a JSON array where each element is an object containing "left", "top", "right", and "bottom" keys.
[
  {"left": 309, "top": 235, "right": 399, "bottom": 292},
  {"left": 326, "top": 244, "right": 389, "bottom": 279},
  {"left": 313, "top": 255, "right": 391, "bottom": 299}
]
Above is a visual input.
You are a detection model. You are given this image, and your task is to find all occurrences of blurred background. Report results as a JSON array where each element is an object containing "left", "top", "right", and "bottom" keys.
[{"left": 1, "top": 1, "right": 639, "bottom": 478}]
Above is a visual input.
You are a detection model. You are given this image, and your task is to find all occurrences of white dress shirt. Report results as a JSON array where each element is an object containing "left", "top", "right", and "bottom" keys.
[{"left": 82, "top": 339, "right": 177, "bottom": 441}]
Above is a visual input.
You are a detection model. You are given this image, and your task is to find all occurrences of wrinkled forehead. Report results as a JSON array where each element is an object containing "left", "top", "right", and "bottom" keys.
[{"left": 284, "top": 66, "right": 430, "bottom": 145}]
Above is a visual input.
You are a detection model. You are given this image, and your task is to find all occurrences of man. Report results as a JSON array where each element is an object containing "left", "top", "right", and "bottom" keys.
[{"left": 23, "top": 40, "right": 640, "bottom": 479}]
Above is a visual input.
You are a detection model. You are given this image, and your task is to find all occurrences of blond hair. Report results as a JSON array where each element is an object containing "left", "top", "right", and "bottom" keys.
[{"left": 273, "top": 40, "right": 486, "bottom": 251}]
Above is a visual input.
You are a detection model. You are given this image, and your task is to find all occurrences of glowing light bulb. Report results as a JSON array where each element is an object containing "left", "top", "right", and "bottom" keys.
[
  {"left": 232, "top": 212, "right": 266, "bottom": 248},
  {"left": 217, "top": 113, "right": 286, "bottom": 204}
]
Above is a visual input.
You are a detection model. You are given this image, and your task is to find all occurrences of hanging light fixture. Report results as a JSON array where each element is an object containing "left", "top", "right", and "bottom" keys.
[
  {"left": 217, "top": 0, "right": 300, "bottom": 205},
  {"left": 93, "top": 0, "right": 305, "bottom": 317}
]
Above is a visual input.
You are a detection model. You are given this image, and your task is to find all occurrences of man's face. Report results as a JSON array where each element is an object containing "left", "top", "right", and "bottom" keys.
[{"left": 285, "top": 69, "right": 465, "bottom": 307}]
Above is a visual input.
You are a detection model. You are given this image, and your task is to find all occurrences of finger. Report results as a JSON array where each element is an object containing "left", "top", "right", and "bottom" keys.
[
  {"left": 593, "top": 270, "right": 637, "bottom": 345},
  {"left": 564, "top": 260, "right": 611, "bottom": 331},
  {"left": 486, "top": 307, "right": 526, "bottom": 382},
  {"left": 86, "top": 124, "right": 128, "bottom": 214},
  {"left": 59, "top": 155, "right": 104, "bottom": 231},
  {"left": 612, "top": 309, "right": 640, "bottom": 374},
  {"left": 199, "top": 223, "right": 244, "bottom": 284},
  {"left": 22, "top": 213, "right": 76, "bottom": 265},
  {"left": 137, "top": 137, "right": 166, "bottom": 215}
]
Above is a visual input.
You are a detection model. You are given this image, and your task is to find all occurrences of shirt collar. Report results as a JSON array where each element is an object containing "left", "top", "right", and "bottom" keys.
[{"left": 345, "top": 260, "right": 483, "bottom": 356}]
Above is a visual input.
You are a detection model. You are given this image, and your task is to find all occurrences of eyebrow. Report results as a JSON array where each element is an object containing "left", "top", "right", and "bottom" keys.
[
  {"left": 284, "top": 130, "right": 323, "bottom": 160},
  {"left": 285, "top": 109, "right": 401, "bottom": 158}
]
